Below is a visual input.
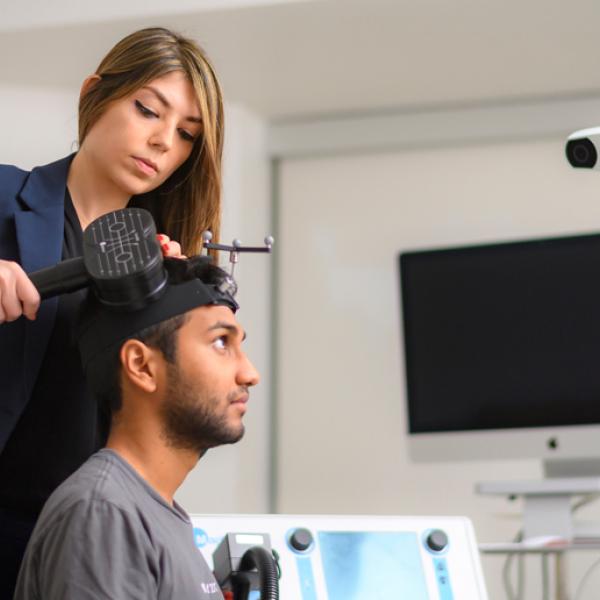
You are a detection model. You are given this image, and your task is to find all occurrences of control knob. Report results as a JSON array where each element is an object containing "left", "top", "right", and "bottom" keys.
[
  {"left": 425, "top": 529, "right": 448, "bottom": 552},
  {"left": 289, "top": 528, "right": 313, "bottom": 552}
]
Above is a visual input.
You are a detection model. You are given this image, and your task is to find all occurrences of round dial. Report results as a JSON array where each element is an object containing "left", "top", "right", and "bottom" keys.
[
  {"left": 425, "top": 529, "right": 449, "bottom": 552},
  {"left": 289, "top": 528, "right": 314, "bottom": 552}
]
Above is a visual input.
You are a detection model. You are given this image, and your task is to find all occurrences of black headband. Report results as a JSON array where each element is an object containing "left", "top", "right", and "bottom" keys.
[{"left": 78, "top": 269, "right": 239, "bottom": 371}]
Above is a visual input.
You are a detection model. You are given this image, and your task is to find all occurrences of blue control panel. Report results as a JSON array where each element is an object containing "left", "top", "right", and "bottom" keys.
[{"left": 192, "top": 514, "right": 488, "bottom": 599}]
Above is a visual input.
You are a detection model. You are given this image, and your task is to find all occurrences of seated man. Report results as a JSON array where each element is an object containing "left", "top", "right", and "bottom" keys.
[{"left": 14, "top": 259, "right": 259, "bottom": 599}]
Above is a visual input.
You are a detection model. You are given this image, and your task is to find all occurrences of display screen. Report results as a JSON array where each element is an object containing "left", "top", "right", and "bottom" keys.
[
  {"left": 400, "top": 233, "right": 600, "bottom": 433},
  {"left": 318, "top": 531, "right": 429, "bottom": 599}
]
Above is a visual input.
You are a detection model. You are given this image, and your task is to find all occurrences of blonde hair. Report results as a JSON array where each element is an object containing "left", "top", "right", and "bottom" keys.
[{"left": 79, "top": 27, "right": 223, "bottom": 255}]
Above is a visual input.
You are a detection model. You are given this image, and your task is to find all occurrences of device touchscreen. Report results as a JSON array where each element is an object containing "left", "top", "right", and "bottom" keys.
[{"left": 318, "top": 531, "right": 429, "bottom": 599}]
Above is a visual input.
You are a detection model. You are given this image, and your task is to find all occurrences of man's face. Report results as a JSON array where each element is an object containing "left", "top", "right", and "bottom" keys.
[{"left": 159, "top": 305, "right": 259, "bottom": 454}]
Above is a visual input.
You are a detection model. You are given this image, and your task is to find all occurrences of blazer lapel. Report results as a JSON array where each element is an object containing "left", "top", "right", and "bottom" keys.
[
  {"left": 15, "top": 154, "right": 74, "bottom": 272},
  {"left": 14, "top": 154, "right": 73, "bottom": 397}
]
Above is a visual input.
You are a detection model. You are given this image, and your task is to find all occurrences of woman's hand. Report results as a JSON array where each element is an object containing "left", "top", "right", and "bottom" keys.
[
  {"left": 157, "top": 234, "right": 187, "bottom": 259},
  {"left": 0, "top": 260, "right": 40, "bottom": 323}
]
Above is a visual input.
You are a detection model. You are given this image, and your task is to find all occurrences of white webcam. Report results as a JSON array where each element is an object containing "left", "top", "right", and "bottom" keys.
[{"left": 566, "top": 126, "right": 600, "bottom": 169}]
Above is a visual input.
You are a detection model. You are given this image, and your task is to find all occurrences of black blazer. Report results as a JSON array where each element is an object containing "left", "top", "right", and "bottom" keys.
[{"left": 0, "top": 155, "right": 73, "bottom": 452}]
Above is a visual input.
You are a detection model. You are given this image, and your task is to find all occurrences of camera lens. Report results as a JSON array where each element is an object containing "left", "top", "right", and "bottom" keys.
[{"left": 566, "top": 138, "right": 597, "bottom": 168}]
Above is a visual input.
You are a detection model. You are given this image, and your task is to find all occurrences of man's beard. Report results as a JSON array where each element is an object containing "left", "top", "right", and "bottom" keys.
[{"left": 160, "top": 362, "right": 246, "bottom": 455}]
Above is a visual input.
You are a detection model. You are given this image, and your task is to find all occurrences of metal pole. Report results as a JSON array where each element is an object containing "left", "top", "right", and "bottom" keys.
[{"left": 555, "top": 551, "right": 569, "bottom": 600}]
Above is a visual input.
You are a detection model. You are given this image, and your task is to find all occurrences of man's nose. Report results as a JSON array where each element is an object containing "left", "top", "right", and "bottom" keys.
[{"left": 238, "top": 353, "right": 260, "bottom": 388}]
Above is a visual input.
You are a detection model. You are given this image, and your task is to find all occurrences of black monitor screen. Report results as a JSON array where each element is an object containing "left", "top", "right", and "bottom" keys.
[{"left": 400, "top": 233, "right": 600, "bottom": 434}]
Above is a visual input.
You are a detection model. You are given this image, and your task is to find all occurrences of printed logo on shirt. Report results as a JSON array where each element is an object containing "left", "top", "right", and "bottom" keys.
[
  {"left": 201, "top": 581, "right": 221, "bottom": 594},
  {"left": 193, "top": 527, "right": 221, "bottom": 548}
]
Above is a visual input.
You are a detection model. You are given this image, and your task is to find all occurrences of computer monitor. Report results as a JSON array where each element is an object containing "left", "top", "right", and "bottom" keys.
[{"left": 399, "top": 232, "right": 600, "bottom": 477}]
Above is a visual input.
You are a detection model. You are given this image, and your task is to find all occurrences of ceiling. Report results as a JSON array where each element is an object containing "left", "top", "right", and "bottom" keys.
[{"left": 3, "top": 0, "right": 600, "bottom": 120}]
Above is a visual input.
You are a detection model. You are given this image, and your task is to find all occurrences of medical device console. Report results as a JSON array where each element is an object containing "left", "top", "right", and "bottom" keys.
[{"left": 191, "top": 513, "right": 489, "bottom": 599}]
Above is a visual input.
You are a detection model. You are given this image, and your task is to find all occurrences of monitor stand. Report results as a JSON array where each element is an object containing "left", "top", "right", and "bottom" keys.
[{"left": 476, "top": 459, "right": 600, "bottom": 541}]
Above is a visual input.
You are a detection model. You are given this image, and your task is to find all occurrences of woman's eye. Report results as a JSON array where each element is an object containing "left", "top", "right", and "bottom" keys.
[
  {"left": 178, "top": 129, "right": 195, "bottom": 143},
  {"left": 135, "top": 100, "right": 158, "bottom": 118}
]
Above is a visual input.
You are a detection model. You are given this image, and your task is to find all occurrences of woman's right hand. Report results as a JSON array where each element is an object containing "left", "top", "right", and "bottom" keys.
[{"left": 0, "top": 260, "right": 40, "bottom": 323}]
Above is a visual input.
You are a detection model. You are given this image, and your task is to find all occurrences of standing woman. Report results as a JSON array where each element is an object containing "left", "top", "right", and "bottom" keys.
[{"left": 0, "top": 27, "right": 224, "bottom": 595}]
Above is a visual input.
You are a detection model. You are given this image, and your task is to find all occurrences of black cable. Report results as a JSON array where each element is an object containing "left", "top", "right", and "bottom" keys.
[{"left": 231, "top": 546, "right": 279, "bottom": 600}]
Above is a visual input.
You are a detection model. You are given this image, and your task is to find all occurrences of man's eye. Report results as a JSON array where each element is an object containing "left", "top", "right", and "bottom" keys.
[
  {"left": 135, "top": 100, "right": 158, "bottom": 118},
  {"left": 213, "top": 337, "right": 227, "bottom": 351}
]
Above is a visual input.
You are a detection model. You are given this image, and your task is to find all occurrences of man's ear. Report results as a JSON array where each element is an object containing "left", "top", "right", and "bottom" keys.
[
  {"left": 79, "top": 74, "right": 102, "bottom": 101},
  {"left": 119, "top": 339, "right": 162, "bottom": 394}
]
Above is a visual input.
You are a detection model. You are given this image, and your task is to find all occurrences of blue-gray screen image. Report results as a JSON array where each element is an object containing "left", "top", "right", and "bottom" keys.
[{"left": 318, "top": 531, "right": 429, "bottom": 599}]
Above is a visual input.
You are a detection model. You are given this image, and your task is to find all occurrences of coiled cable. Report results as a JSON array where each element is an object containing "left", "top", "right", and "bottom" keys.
[{"left": 231, "top": 546, "right": 279, "bottom": 600}]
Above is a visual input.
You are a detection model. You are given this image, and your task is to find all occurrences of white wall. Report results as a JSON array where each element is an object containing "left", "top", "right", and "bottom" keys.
[
  {"left": 0, "top": 83, "right": 272, "bottom": 514},
  {"left": 0, "top": 83, "right": 78, "bottom": 167},
  {"left": 275, "top": 137, "right": 600, "bottom": 599},
  {"left": 177, "top": 103, "right": 272, "bottom": 514}
]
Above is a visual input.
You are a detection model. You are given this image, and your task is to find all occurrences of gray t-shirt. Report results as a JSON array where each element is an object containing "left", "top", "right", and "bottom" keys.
[{"left": 14, "top": 449, "right": 223, "bottom": 600}]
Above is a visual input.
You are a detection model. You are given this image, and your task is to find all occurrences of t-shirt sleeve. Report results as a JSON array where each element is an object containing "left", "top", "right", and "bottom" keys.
[{"left": 17, "top": 499, "right": 160, "bottom": 600}]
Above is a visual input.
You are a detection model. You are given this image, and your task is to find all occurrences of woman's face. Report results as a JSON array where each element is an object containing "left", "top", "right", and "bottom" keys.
[{"left": 81, "top": 70, "right": 202, "bottom": 197}]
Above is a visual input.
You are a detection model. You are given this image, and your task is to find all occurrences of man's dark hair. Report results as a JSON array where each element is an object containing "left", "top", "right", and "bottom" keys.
[{"left": 79, "top": 259, "right": 233, "bottom": 439}]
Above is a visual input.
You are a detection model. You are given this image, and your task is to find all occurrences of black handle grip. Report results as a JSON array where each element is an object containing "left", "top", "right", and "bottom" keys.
[{"left": 29, "top": 257, "right": 89, "bottom": 300}]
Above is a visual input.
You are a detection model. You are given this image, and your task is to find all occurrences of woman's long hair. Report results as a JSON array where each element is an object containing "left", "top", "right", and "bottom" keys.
[{"left": 78, "top": 27, "right": 224, "bottom": 255}]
